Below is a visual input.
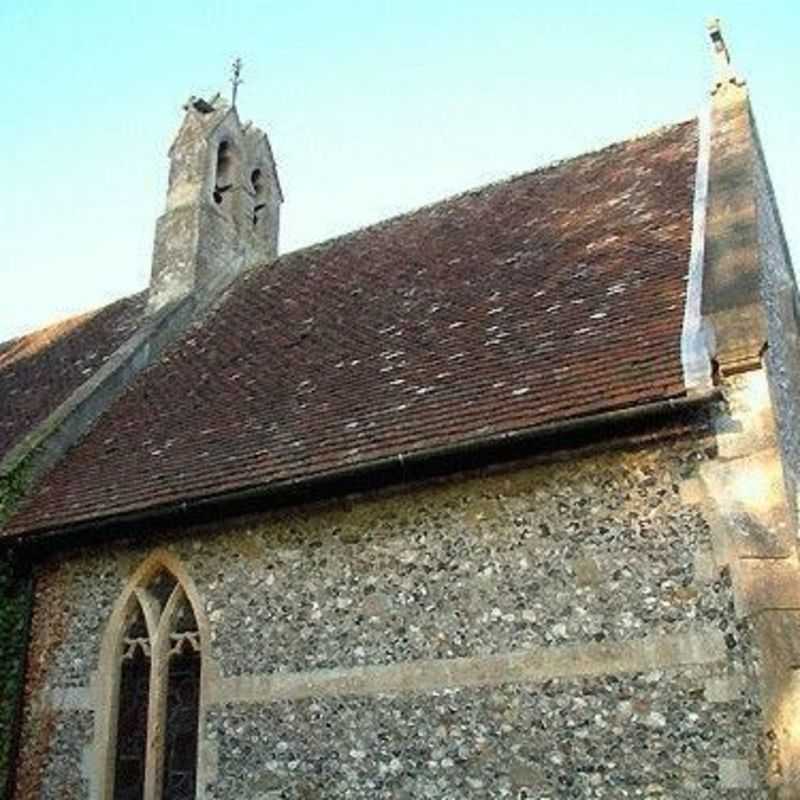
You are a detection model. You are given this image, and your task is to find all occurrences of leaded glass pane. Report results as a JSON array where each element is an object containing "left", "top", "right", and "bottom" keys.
[
  {"left": 161, "top": 645, "right": 201, "bottom": 800},
  {"left": 113, "top": 604, "right": 150, "bottom": 800},
  {"left": 173, "top": 592, "right": 198, "bottom": 635},
  {"left": 126, "top": 606, "right": 149, "bottom": 639}
]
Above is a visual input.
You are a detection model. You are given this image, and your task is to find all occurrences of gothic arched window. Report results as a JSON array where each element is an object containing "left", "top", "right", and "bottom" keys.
[{"left": 105, "top": 558, "right": 203, "bottom": 800}]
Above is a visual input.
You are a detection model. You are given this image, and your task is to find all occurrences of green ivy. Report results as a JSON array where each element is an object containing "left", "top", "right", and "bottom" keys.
[
  {"left": 0, "top": 462, "right": 34, "bottom": 800},
  {"left": 0, "top": 461, "right": 30, "bottom": 527},
  {"left": 0, "top": 565, "right": 30, "bottom": 800}
]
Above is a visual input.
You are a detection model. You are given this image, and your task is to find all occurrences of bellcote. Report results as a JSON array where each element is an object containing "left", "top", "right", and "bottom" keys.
[{"left": 148, "top": 94, "right": 283, "bottom": 313}]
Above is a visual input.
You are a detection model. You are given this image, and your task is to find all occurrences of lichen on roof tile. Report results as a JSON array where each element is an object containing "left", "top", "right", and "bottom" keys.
[{"left": 6, "top": 119, "right": 698, "bottom": 535}]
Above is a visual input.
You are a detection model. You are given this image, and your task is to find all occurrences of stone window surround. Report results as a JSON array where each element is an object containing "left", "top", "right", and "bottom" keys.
[{"left": 93, "top": 550, "right": 213, "bottom": 800}]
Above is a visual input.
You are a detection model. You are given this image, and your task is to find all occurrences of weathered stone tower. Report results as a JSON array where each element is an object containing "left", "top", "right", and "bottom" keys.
[{"left": 148, "top": 95, "right": 283, "bottom": 312}]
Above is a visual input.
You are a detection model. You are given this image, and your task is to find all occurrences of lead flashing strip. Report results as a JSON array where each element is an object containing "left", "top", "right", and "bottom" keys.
[{"left": 681, "top": 107, "right": 714, "bottom": 393}]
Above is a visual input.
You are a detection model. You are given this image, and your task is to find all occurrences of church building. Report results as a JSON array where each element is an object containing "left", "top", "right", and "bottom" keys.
[{"left": 1, "top": 21, "right": 798, "bottom": 799}]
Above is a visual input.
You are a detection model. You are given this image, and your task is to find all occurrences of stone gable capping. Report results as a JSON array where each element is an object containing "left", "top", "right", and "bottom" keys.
[
  {"left": 702, "top": 22, "right": 769, "bottom": 375},
  {"left": 0, "top": 293, "right": 146, "bottom": 463},
  {"left": 1, "top": 277, "right": 246, "bottom": 541},
  {"left": 0, "top": 296, "right": 192, "bottom": 486}
]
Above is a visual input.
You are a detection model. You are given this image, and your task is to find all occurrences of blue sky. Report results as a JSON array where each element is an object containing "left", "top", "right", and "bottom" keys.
[{"left": 0, "top": 1, "right": 797, "bottom": 341}]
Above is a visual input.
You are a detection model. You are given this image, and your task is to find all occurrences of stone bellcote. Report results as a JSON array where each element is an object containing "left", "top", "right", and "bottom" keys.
[{"left": 148, "top": 95, "right": 283, "bottom": 312}]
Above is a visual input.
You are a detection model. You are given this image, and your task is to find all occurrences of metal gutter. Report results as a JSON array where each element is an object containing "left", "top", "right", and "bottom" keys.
[{"left": 8, "top": 387, "right": 721, "bottom": 553}]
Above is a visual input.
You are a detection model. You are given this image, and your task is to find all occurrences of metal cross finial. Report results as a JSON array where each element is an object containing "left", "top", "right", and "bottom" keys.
[
  {"left": 231, "top": 57, "right": 244, "bottom": 107},
  {"left": 706, "top": 18, "right": 744, "bottom": 91}
]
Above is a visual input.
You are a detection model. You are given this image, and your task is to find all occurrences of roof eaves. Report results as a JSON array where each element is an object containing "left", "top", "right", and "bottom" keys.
[{"left": 5, "top": 385, "right": 720, "bottom": 549}]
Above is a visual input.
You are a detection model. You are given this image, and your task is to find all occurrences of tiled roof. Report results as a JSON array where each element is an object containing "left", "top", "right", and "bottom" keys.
[
  {"left": 6, "top": 119, "right": 699, "bottom": 536},
  {"left": 0, "top": 293, "right": 147, "bottom": 461}
]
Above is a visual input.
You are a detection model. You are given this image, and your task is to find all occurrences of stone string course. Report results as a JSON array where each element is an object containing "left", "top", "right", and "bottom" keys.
[
  {"left": 209, "top": 628, "right": 727, "bottom": 704},
  {"left": 16, "top": 423, "right": 767, "bottom": 798}
]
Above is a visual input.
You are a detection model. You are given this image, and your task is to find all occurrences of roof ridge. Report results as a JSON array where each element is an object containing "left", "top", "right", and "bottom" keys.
[
  {"left": 255, "top": 116, "right": 697, "bottom": 280},
  {"left": 0, "top": 289, "right": 148, "bottom": 352},
  {"left": 0, "top": 311, "right": 92, "bottom": 354},
  {"left": 1, "top": 118, "right": 695, "bottom": 348}
]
